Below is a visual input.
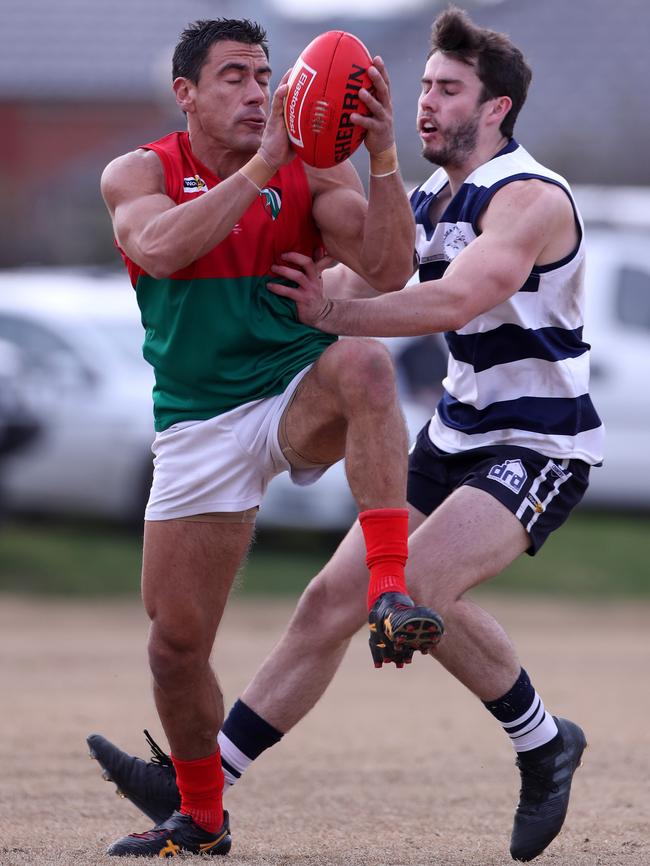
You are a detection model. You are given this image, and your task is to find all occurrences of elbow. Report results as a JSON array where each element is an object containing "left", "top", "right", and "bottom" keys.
[
  {"left": 444, "top": 312, "right": 466, "bottom": 332},
  {"left": 128, "top": 227, "right": 187, "bottom": 279},
  {"left": 365, "top": 264, "right": 413, "bottom": 295},
  {"left": 145, "top": 261, "right": 175, "bottom": 280},
  {"left": 134, "top": 242, "right": 180, "bottom": 280},
  {"left": 444, "top": 299, "right": 475, "bottom": 332}
]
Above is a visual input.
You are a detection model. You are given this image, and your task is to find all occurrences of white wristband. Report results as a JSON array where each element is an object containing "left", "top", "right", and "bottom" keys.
[
  {"left": 370, "top": 168, "right": 398, "bottom": 178},
  {"left": 238, "top": 170, "right": 261, "bottom": 194}
]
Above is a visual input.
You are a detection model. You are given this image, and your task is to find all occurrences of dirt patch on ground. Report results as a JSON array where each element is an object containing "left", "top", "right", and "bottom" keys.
[{"left": 1, "top": 593, "right": 649, "bottom": 865}]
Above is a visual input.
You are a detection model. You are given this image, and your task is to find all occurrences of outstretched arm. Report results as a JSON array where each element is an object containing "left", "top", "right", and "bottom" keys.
[{"left": 270, "top": 180, "right": 578, "bottom": 336}]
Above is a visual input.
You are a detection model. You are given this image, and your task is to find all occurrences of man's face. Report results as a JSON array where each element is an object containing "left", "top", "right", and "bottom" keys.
[
  {"left": 177, "top": 41, "right": 272, "bottom": 152},
  {"left": 417, "top": 52, "right": 490, "bottom": 169}
]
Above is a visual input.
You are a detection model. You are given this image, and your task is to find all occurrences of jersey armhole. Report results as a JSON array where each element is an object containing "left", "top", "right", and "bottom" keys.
[{"left": 139, "top": 144, "right": 177, "bottom": 200}]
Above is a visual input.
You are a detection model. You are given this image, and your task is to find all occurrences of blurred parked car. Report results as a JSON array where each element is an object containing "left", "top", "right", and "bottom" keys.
[
  {"left": 0, "top": 339, "right": 40, "bottom": 459},
  {"left": 581, "top": 228, "right": 650, "bottom": 508},
  {"left": 0, "top": 270, "right": 155, "bottom": 524},
  {"left": 0, "top": 338, "right": 42, "bottom": 520}
]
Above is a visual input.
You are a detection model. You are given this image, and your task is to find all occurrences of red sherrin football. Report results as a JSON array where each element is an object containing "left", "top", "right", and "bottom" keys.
[{"left": 284, "top": 30, "right": 373, "bottom": 169}]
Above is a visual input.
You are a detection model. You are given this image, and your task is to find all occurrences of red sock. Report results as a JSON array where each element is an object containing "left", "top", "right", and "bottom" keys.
[
  {"left": 359, "top": 508, "right": 409, "bottom": 610},
  {"left": 171, "top": 750, "right": 224, "bottom": 834}
]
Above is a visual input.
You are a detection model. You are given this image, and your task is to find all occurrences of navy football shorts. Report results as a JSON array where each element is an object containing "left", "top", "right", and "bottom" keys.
[{"left": 407, "top": 424, "right": 591, "bottom": 555}]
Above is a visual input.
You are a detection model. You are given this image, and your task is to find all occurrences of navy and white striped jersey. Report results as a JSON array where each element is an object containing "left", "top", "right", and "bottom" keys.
[{"left": 410, "top": 139, "right": 604, "bottom": 465}]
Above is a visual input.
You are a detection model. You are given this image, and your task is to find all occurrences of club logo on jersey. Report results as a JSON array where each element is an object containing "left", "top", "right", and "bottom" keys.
[
  {"left": 260, "top": 186, "right": 282, "bottom": 220},
  {"left": 443, "top": 224, "right": 469, "bottom": 255},
  {"left": 487, "top": 459, "right": 528, "bottom": 493},
  {"left": 183, "top": 175, "right": 209, "bottom": 193}
]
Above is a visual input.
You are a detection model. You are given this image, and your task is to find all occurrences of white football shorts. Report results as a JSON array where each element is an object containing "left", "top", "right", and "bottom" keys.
[{"left": 145, "top": 365, "right": 329, "bottom": 521}]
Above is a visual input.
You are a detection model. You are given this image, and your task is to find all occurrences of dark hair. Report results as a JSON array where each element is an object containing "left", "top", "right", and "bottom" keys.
[
  {"left": 429, "top": 6, "right": 532, "bottom": 138},
  {"left": 172, "top": 19, "right": 269, "bottom": 83}
]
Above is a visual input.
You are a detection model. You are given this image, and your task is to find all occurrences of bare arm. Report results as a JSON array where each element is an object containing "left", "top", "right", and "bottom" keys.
[
  {"left": 100, "top": 80, "right": 293, "bottom": 279},
  {"left": 322, "top": 263, "right": 382, "bottom": 300},
  {"left": 101, "top": 151, "right": 270, "bottom": 278},
  {"left": 305, "top": 57, "right": 416, "bottom": 293},
  {"left": 270, "top": 180, "right": 579, "bottom": 336}
]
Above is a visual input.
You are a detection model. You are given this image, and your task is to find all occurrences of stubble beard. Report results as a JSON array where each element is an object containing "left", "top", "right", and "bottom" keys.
[{"left": 421, "top": 110, "right": 481, "bottom": 169}]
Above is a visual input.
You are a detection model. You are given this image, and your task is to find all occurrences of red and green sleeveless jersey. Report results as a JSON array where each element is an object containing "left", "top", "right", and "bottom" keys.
[{"left": 120, "top": 131, "right": 336, "bottom": 432}]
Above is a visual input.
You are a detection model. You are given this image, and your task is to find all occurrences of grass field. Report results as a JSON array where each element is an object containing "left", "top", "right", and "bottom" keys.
[{"left": 0, "top": 507, "right": 648, "bottom": 597}]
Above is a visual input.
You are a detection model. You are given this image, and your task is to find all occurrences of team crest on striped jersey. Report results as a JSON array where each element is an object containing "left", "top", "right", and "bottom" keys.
[
  {"left": 260, "top": 186, "right": 282, "bottom": 220},
  {"left": 443, "top": 224, "right": 469, "bottom": 252}
]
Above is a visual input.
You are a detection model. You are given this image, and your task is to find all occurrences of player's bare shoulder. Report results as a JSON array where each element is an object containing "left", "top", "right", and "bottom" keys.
[
  {"left": 100, "top": 149, "right": 165, "bottom": 214},
  {"left": 486, "top": 178, "right": 575, "bottom": 227},
  {"left": 480, "top": 178, "right": 578, "bottom": 263}
]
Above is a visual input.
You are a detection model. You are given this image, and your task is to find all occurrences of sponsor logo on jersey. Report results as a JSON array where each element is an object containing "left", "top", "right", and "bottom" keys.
[
  {"left": 549, "top": 462, "right": 570, "bottom": 480},
  {"left": 260, "top": 186, "right": 282, "bottom": 220},
  {"left": 418, "top": 252, "right": 448, "bottom": 264},
  {"left": 184, "top": 175, "right": 209, "bottom": 193},
  {"left": 526, "top": 492, "right": 544, "bottom": 513},
  {"left": 487, "top": 459, "right": 528, "bottom": 493}
]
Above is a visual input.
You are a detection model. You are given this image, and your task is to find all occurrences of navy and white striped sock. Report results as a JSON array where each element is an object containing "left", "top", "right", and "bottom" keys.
[
  {"left": 483, "top": 668, "right": 559, "bottom": 753},
  {"left": 217, "top": 699, "right": 283, "bottom": 787}
]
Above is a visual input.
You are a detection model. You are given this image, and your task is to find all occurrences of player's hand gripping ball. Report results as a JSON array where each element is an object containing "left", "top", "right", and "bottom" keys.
[{"left": 284, "top": 30, "right": 373, "bottom": 169}]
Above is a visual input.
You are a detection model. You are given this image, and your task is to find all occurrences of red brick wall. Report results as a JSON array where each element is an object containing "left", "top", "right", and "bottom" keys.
[{"left": 0, "top": 101, "right": 179, "bottom": 266}]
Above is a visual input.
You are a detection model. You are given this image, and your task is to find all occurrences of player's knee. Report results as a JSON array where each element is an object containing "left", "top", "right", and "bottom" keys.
[
  {"left": 330, "top": 339, "right": 397, "bottom": 409},
  {"left": 148, "top": 625, "right": 204, "bottom": 690},
  {"left": 417, "top": 590, "right": 459, "bottom": 622}
]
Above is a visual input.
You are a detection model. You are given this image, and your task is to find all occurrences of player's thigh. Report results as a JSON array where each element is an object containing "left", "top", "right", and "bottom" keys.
[
  {"left": 142, "top": 518, "right": 254, "bottom": 647},
  {"left": 407, "top": 485, "right": 529, "bottom": 606},
  {"left": 281, "top": 337, "right": 394, "bottom": 465}
]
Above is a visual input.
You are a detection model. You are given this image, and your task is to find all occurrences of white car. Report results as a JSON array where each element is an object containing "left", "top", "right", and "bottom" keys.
[
  {"left": 0, "top": 337, "right": 41, "bottom": 487},
  {"left": 0, "top": 270, "right": 155, "bottom": 524},
  {"left": 581, "top": 228, "right": 650, "bottom": 508}
]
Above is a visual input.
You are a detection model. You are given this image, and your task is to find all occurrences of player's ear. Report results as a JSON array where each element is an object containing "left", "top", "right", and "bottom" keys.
[
  {"left": 490, "top": 95, "right": 512, "bottom": 125},
  {"left": 173, "top": 77, "right": 195, "bottom": 113}
]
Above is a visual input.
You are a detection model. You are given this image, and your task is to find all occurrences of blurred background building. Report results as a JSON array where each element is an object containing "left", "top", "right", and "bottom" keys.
[{"left": 1, "top": 0, "right": 650, "bottom": 267}]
